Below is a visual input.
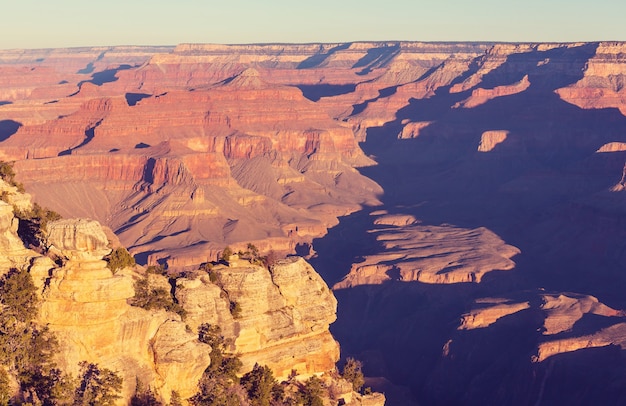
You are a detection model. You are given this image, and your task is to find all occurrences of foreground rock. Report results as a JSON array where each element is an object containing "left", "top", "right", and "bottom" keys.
[
  {"left": 33, "top": 218, "right": 211, "bottom": 402},
  {"left": 0, "top": 181, "right": 374, "bottom": 404},
  {"left": 177, "top": 255, "right": 340, "bottom": 379}
]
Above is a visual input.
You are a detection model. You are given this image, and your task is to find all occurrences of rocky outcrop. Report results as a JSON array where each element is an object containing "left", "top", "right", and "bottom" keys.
[
  {"left": 0, "top": 201, "right": 34, "bottom": 270},
  {"left": 556, "top": 42, "right": 626, "bottom": 115},
  {"left": 47, "top": 218, "right": 111, "bottom": 259},
  {"left": 611, "top": 163, "right": 626, "bottom": 191},
  {"left": 34, "top": 218, "right": 210, "bottom": 402},
  {"left": 459, "top": 298, "right": 531, "bottom": 330},
  {"left": 334, "top": 216, "right": 520, "bottom": 288},
  {"left": 397, "top": 121, "right": 433, "bottom": 139},
  {"left": 455, "top": 75, "right": 531, "bottom": 109},
  {"left": 0, "top": 188, "right": 349, "bottom": 403},
  {"left": 455, "top": 291, "right": 626, "bottom": 363},
  {"left": 477, "top": 130, "right": 509, "bottom": 152},
  {"left": 177, "top": 256, "right": 339, "bottom": 379}
]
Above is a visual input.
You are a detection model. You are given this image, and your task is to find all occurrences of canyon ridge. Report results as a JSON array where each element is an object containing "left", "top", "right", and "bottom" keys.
[{"left": 2, "top": 41, "right": 626, "bottom": 404}]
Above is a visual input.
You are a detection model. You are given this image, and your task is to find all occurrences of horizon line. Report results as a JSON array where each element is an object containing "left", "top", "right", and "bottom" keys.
[{"left": 2, "top": 39, "right": 626, "bottom": 52}]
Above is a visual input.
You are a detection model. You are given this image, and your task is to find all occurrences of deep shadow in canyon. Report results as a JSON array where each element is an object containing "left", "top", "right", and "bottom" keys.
[
  {"left": 310, "top": 43, "right": 626, "bottom": 405},
  {"left": 0, "top": 120, "right": 21, "bottom": 142}
]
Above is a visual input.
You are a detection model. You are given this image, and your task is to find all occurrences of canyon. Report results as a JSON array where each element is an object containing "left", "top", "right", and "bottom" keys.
[
  {"left": 2, "top": 41, "right": 626, "bottom": 404},
  {"left": 0, "top": 179, "right": 379, "bottom": 405}
]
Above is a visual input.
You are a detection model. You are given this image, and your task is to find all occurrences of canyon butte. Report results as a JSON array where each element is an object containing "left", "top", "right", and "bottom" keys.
[{"left": 1, "top": 41, "right": 626, "bottom": 404}]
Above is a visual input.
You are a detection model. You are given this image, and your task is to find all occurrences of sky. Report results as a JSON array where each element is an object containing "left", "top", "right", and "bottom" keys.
[{"left": 1, "top": 0, "right": 625, "bottom": 49}]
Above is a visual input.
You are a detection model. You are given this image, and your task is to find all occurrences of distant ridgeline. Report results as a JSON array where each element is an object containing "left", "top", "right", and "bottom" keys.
[{"left": 2, "top": 41, "right": 626, "bottom": 404}]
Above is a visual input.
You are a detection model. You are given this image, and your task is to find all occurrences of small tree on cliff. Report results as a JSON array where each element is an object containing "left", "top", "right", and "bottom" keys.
[
  {"left": 341, "top": 358, "right": 365, "bottom": 392},
  {"left": 220, "top": 247, "right": 233, "bottom": 262},
  {"left": 0, "top": 267, "right": 39, "bottom": 323},
  {"left": 73, "top": 362, "right": 123, "bottom": 406},
  {"left": 296, "top": 376, "right": 324, "bottom": 406},
  {"left": 0, "top": 161, "right": 24, "bottom": 192},
  {"left": 130, "top": 379, "right": 163, "bottom": 406},
  {"left": 105, "top": 247, "right": 136, "bottom": 273},
  {"left": 191, "top": 324, "right": 245, "bottom": 406},
  {"left": 14, "top": 202, "right": 62, "bottom": 250},
  {"left": 129, "top": 275, "right": 186, "bottom": 319},
  {"left": 240, "top": 363, "right": 284, "bottom": 406}
]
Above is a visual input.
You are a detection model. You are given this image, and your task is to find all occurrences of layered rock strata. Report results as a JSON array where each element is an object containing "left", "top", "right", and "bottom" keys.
[
  {"left": 177, "top": 256, "right": 339, "bottom": 379},
  {"left": 0, "top": 181, "right": 348, "bottom": 403}
]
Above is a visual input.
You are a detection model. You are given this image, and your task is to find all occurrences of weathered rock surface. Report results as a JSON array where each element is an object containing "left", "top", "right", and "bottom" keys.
[
  {"left": 0, "top": 191, "right": 348, "bottom": 403},
  {"left": 459, "top": 298, "right": 531, "bottom": 330},
  {"left": 177, "top": 256, "right": 339, "bottom": 379},
  {"left": 34, "top": 218, "right": 210, "bottom": 402},
  {"left": 0, "top": 200, "right": 34, "bottom": 269},
  {"left": 47, "top": 218, "right": 111, "bottom": 259},
  {"left": 334, "top": 216, "right": 520, "bottom": 288},
  {"left": 6, "top": 40, "right": 626, "bottom": 405}
]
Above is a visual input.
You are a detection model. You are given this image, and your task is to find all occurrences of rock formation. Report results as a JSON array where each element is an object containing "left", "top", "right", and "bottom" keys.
[
  {"left": 334, "top": 214, "right": 520, "bottom": 288},
  {"left": 176, "top": 255, "right": 339, "bottom": 379},
  {"left": 4, "top": 40, "right": 626, "bottom": 405},
  {"left": 0, "top": 180, "right": 375, "bottom": 404}
]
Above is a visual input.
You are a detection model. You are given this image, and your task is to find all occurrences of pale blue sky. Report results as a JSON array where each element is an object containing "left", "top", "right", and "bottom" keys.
[{"left": 1, "top": 0, "right": 625, "bottom": 49}]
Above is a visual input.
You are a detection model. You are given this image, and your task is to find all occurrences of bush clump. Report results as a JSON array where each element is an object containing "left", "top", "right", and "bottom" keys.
[
  {"left": 220, "top": 246, "right": 233, "bottom": 262},
  {"left": 74, "top": 361, "right": 123, "bottom": 406},
  {"left": 105, "top": 247, "right": 136, "bottom": 273},
  {"left": 341, "top": 357, "right": 365, "bottom": 392},
  {"left": 229, "top": 301, "right": 242, "bottom": 319},
  {"left": 0, "top": 161, "right": 24, "bottom": 193},
  {"left": 240, "top": 363, "right": 284, "bottom": 406},
  {"left": 192, "top": 324, "right": 244, "bottom": 405},
  {"left": 14, "top": 203, "right": 62, "bottom": 250},
  {"left": 129, "top": 275, "right": 186, "bottom": 319}
]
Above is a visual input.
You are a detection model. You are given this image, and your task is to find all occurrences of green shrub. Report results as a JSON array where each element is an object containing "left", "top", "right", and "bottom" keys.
[
  {"left": 106, "top": 247, "right": 136, "bottom": 273},
  {"left": 146, "top": 264, "right": 167, "bottom": 276},
  {"left": 131, "top": 379, "right": 163, "bottom": 406},
  {"left": 0, "top": 268, "right": 80, "bottom": 405},
  {"left": 169, "top": 391, "right": 183, "bottom": 406},
  {"left": 341, "top": 357, "right": 365, "bottom": 392},
  {"left": 0, "top": 267, "right": 39, "bottom": 323},
  {"left": 14, "top": 203, "right": 62, "bottom": 250},
  {"left": 74, "top": 362, "right": 122, "bottom": 406},
  {"left": 191, "top": 324, "right": 244, "bottom": 406},
  {"left": 229, "top": 301, "right": 242, "bottom": 319},
  {"left": 0, "top": 161, "right": 16, "bottom": 183},
  {"left": 129, "top": 276, "right": 186, "bottom": 319},
  {"left": 0, "top": 161, "right": 24, "bottom": 192},
  {"left": 297, "top": 376, "right": 324, "bottom": 406},
  {"left": 240, "top": 364, "right": 284, "bottom": 406},
  {"left": 220, "top": 247, "right": 233, "bottom": 261}
]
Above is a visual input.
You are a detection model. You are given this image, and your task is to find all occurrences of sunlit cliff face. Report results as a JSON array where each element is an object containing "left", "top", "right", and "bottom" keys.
[{"left": 2, "top": 41, "right": 626, "bottom": 404}]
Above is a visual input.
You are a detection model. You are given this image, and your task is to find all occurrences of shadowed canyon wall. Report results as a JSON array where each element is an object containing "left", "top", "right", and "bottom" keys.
[{"left": 3, "top": 41, "right": 626, "bottom": 404}]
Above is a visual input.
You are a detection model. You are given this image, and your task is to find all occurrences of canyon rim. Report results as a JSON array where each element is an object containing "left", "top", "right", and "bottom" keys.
[{"left": 1, "top": 41, "right": 626, "bottom": 404}]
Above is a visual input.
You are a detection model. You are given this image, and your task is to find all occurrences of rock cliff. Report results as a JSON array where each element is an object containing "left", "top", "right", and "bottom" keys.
[
  {"left": 0, "top": 181, "right": 371, "bottom": 404},
  {"left": 177, "top": 256, "right": 339, "bottom": 379},
  {"left": 4, "top": 40, "right": 626, "bottom": 405}
]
